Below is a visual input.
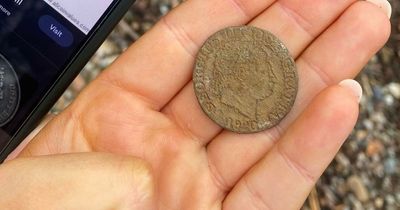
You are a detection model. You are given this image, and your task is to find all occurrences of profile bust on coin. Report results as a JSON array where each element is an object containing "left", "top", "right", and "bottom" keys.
[
  {"left": 194, "top": 26, "right": 298, "bottom": 133},
  {"left": 211, "top": 46, "right": 278, "bottom": 121}
]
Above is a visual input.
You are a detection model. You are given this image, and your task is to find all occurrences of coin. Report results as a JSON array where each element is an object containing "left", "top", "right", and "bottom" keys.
[
  {"left": 0, "top": 54, "right": 20, "bottom": 127},
  {"left": 193, "top": 26, "right": 298, "bottom": 133}
]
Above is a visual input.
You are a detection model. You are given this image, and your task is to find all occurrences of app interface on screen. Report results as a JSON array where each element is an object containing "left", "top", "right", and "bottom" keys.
[{"left": 0, "top": 0, "right": 117, "bottom": 148}]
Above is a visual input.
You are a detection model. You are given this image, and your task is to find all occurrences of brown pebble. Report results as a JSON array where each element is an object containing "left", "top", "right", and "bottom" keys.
[
  {"left": 366, "top": 139, "right": 384, "bottom": 156},
  {"left": 347, "top": 175, "right": 370, "bottom": 202}
]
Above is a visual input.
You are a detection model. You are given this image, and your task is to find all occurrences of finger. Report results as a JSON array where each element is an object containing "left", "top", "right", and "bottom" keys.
[
  {"left": 223, "top": 82, "right": 360, "bottom": 210},
  {"left": 97, "top": 0, "right": 275, "bottom": 110},
  {"left": 249, "top": 0, "right": 356, "bottom": 57},
  {"left": 0, "top": 153, "right": 154, "bottom": 209},
  {"left": 161, "top": 0, "right": 358, "bottom": 144},
  {"left": 4, "top": 114, "right": 55, "bottom": 162},
  {"left": 207, "top": 0, "right": 390, "bottom": 190},
  {"left": 293, "top": 0, "right": 391, "bottom": 116}
]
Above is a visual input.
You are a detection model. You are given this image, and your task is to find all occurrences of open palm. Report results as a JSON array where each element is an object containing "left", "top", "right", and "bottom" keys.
[{"left": 8, "top": 0, "right": 390, "bottom": 209}]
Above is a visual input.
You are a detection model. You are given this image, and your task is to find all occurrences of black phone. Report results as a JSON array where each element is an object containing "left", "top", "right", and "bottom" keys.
[{"left": 0, "top": 0, "right": 136, "bottom": 161}]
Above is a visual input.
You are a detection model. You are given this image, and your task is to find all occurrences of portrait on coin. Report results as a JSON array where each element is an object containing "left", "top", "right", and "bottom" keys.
[{"left": 210, "top": 46, "right": 278, "bottom": 121}]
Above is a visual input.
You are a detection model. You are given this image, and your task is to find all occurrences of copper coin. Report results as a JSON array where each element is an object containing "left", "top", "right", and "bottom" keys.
[{"left": 193, "top": 26, "right": 298, "bottom": 133}]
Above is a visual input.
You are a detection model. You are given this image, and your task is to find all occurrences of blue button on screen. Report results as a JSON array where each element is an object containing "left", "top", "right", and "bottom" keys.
[{"left": 38, "top": 15, "right": 73, "bottom": 47}]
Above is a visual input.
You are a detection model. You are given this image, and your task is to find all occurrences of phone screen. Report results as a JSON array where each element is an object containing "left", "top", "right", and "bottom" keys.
[{"left": 0, "top": 0, "right": 120, "bottom": 149}]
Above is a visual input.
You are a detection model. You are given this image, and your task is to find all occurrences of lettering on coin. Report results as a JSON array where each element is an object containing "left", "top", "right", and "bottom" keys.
[
  {"left": 0, "top": 54, "right": 20, "bottom": 127},
  {"left": 193, "top": 26, "right": 298, "bottom": 133}
]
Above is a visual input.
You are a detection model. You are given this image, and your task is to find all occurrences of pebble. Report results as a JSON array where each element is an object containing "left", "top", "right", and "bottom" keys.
[
  {"left": 382, "top": 177, "right": 393, "bottom": 191},
  {"left": 97, "top": 40, "right": 119, "bottom": 57},
  {"left": 384, "top": 158, "right": 398, "bottom": 175},
  {"left": 384, "top": 94, "right": 395, "bottom": 106},
  {"left": 372, "top": 163, "right": 384, "bottom": 178},
  {"left": 97, "top": 55, "right": 119, "bottom": 68},
  {"left": 363, "top": 119, "right": 374, "bottom": 130},
  {"left": 349, "top": 194, "right": 364, "bottom": 210},
  {"left": 386, "top": 194, "right": 396, "bottom": 205},
  {"left": 70, "top": 75, "right": 86, "bottom": 93},
  {"left": 374, "top": 197, "right": 384, "bottom": 208},
  {"left": 372, "top": 85, "right": 384, "bottom": 102},
  {"left": 336, "top": 152, "right": 351, "bottom": 168},
  {"left": 347, "top": 175, "right": 370, "bottom": 202},
  {"left": 355, "top": 130, "right": 368, "bottom": 141},
  {"left": 321, "top": 185, "right": 338, "bottom": 206},
  {"left": 334, "top": 204, "right": 349, "bottom": 210},
  {"left": 371, "top": 112, "right": 387, "bottom": 124},
  {"left": 160, "top": 4, "right": 170, "bottom": 15},
  {"left": 387, "top": 82, "right": 400, "bottom": 99},
  {"left": 366, "top": 139, "right": 384, "bottom": 156}
]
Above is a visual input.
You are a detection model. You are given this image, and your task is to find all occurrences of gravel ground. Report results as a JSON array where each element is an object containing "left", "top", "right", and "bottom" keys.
[{"left": 52, "top": 0, "right": 400, "bottom": 209}]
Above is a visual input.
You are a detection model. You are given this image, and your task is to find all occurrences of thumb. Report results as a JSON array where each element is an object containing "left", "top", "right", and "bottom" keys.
[{"left": 0, "top": 153, "right": 155, "bottom": 210}]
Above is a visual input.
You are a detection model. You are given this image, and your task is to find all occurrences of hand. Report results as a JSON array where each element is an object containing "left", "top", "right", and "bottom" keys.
[{"left": 1, "top": 0, "right": 391, "bottom": 209}]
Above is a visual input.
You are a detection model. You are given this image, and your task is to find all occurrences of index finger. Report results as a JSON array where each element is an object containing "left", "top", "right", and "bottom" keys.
[{"left": 96, "top": 0, "right": 276, "bottom": 110}]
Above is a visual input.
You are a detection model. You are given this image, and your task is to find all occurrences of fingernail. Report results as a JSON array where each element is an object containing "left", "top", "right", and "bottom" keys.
[
  {"left": 366, "top": 0, "right": 392, "bottom": 18},
  {"left": 339, "top": 79, "right": 363, "bottom": 103}
]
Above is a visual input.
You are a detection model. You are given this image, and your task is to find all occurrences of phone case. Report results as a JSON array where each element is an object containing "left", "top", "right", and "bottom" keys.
[{"left": 0, "top": 0, "right": 136, "bottom": 161}]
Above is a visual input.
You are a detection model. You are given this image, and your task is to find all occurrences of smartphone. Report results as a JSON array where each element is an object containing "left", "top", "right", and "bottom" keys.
[{"left": 0, "top": 0, "right": 136, "bottom": 161}]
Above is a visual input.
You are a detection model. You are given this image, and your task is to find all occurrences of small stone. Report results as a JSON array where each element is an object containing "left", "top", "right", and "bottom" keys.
[
  {"left": 386, "top": 194, "right": 396, "bottom": 205},
  {"left": 83, "top": 61, "right": 95, "bottom": 72},
  {"left": 134, "top": 0, "right": 149, "bottom": 11},
  {"left": 370, "top": 112, "right": 387, "bottom": 128},
  {"left": 322, "top": 186, "right": 338, "bottom": 206},
  {"left": 63, "top": 89, "right": 74, "bottom": 100},
  {"left": 386, "top": 205, "right": 398, "bottom": 210},
  {"left": 98, "top": 55, "right": 119, "bottom": 68},
  {"left": 355, "top": 130, "right": 368, "bottom": 141},
  {"left": 395, "top": 193, "right": 400, "bottom": 203},
  {"left": 384, "top": 94, "right": 395, "bottom": 106},
  {"left": 70, "top": 75, "right": 86, "bottom": 93},
  {"left": 334, "top": 204, "right": 348, "bottom": 210},
  {"left": 347, "top": 175, "right": 370, "bottom": 202},
  {"left": 171, "top": 0, "right": 180, "bottom": 7},
  {"left": 131, "top": 21, "right": 141, "bottom": 31},
  {"left": 384, "top": 158, "right": 398, "bottom": 175},
  {"left": 382, "top": 177, "right": 393, "bottom": 191},
  {"left": 349, "top": 194, "right": 364, "bottom": 210},
  {"left": 160, "top": 4, "right": 170, "bottom": 15},
  {"left": 337, "top": 180, "right": 348, "bottom": 196},
  {"left": 366, "top": 139, "right": 384, "bottom": 156},
  {"left": 97, "top": 40, "right": 119, "bottom": 57},
  {"left": 374, "top": 197, "right": 384, "bottom": 208},
  {"left": 372, "top": 86, "right": 384, "bottom": 101},
  {"left": 356, "top": 153, "right": 368, "bottom": 169},
  {"left": 363, "top": 119, "right": 374, "bottom": 130},
  {"left": 381, "top": 47, "right": 394, "bottom": 64},
  {"left": 142, "top": 21, "right": 154, "bottom": 32},
  {"left": 387, "top": 82, "right": 400, "bottom": 99},
  {"left": 336, "top": 152, "right": 351, "bottom": 167},
  {"left": 51, "top": 96, "right": 66, "bottom": 113},
  {"left": 373, "top": 163, "right": 385, "bottom": 178}
]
